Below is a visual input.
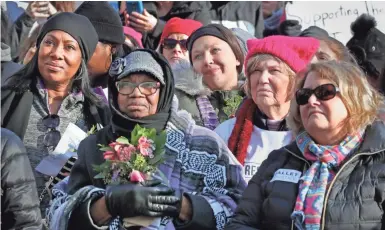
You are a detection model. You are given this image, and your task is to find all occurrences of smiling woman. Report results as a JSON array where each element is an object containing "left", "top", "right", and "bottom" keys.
[
  {"left": 37, "top": 31, "right": 82, "bottom": 93},
  {"left": 1, "top": 12, "right": 111, "bottom": 217}
]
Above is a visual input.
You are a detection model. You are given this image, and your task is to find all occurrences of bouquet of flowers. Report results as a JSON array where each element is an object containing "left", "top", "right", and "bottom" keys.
[{"left": 93, "top": 124, "right": 167, "bottom": 227}]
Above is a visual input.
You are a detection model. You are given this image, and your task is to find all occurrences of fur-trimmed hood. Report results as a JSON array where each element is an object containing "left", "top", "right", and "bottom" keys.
[{"left": 171, "top": 59, "right": 211, "bottom": 96}]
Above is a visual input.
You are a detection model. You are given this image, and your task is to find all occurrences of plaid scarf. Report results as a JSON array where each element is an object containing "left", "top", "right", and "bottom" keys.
[
  {"left": 291, "top": 130, "right": 364, "bottom": 230},
  {"left": 196, "top": 95, "right": 219, "bottom": 130}
]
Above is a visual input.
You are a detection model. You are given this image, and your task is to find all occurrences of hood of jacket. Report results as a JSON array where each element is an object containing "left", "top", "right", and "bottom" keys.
[
  {"left": 1, "top": 42, "right": 12, "bottom": 62},
  {"left": 171, "top": 60, "right": 211, "bottom": 96}
]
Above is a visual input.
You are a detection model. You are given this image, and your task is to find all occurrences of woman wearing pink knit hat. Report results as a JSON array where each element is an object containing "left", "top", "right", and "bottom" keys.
[{"left": 215, "top": 35, "right": 320, "bottom": 183}]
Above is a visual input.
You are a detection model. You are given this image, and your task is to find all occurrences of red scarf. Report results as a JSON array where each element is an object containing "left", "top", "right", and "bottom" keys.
[{"left": 228, "top": 99, "right": 256, "bottom": 165}]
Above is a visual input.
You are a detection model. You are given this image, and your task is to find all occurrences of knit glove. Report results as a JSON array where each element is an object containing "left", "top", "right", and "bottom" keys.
[{"left": 105, "top": 181, "right": 181, "bottom": 218}]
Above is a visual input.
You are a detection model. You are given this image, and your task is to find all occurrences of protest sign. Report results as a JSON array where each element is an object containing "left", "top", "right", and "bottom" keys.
[{"left": 286, "top": 1, "right": 385, "bottom": 44}]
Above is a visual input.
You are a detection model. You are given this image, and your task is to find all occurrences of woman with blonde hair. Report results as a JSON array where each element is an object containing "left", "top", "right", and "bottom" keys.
[
  {"left": 226, "top": 60, "right": 385, "bottom": 230},
  {"left": 215, "top": 35, "right": 320, "bottom": 182}
]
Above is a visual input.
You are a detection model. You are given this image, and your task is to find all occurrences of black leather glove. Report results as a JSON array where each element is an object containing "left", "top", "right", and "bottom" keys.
[{"left": 105, "top": 181, "right": 181, "bottom": 218}]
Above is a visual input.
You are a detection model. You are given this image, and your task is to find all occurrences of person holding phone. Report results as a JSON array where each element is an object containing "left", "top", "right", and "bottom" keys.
[
  {"left": 9, "top": 1, "right": 75, "bottom": 61},
  {"left": 124, "top": 1, "right": 211, "bottom": 50}
]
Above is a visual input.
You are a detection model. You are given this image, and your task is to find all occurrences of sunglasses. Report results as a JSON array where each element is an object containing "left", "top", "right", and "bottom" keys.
[
  {"left": 116, "top": 81, "right": 160, "bottom": 96},
  {"left": 296, "top": 83, "right": 340, "bottom": 106},
  {"left": 42, "top": 114, "right": 61, "bottom": 147},
  {"left": 162, "top": 38, "right": 188, "bottom": 50}
]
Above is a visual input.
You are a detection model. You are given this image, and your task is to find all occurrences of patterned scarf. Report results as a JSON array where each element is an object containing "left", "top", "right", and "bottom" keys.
[
  {"left": 196, "top": 95, "right": 220, "bottom": 130},
  {"left": 291, "top": 130, "right": 364, "bottom": 230},
  {"left": 264, "top": 8, "right": 284, "bottom": 30}
]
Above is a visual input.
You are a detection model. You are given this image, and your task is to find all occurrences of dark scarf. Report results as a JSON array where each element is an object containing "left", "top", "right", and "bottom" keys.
[
  {"left": 253, "top": 106, "right": 288, "bottom": 131},
  {"left": 108, "top": 50, "right": 175, "bottom": 138}
]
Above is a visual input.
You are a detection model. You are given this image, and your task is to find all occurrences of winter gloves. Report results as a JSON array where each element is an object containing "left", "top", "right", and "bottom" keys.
[{"left": 104, "top": 181, "right": 182, "bottom": 218}]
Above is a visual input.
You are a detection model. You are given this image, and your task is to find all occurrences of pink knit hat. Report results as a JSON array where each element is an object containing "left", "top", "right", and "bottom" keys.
[
  {"left": 244, "top": 35, "right": 320, "bottom": 74},
  {"left": 123, "top": 26, "right": 143, "bottom": 48}
]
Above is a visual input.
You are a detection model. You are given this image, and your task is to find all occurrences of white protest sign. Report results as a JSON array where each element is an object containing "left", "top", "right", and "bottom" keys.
[
  {"left": 286, "top": 1, "right": 385, "bottom": 44},
  {"left": 35, "top": 123, "right": 87, "bottom": 176}
]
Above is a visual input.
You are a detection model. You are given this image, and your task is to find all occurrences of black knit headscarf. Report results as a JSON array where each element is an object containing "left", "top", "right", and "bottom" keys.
[{"left": 36, "top": 12, "right": 98, "bottom": 63}]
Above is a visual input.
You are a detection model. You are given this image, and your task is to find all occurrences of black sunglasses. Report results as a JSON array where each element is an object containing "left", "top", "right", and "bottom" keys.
[
  {"left": 42, "top": 114, "right": 61, "bottom": 147},
  {"left": 162, "top": 38, "right": 188, "bottom": 50},
  {"left": 296, "top": 84, "right": 340, "bottom": 106}
]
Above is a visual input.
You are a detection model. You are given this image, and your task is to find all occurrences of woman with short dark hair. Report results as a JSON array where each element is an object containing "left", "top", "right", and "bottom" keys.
[{"left": 187, "top": 24, "right": 246, "bottom": 125}]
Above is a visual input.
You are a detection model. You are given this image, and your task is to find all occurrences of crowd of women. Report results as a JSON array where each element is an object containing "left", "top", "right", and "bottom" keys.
[{"left": 1, "top": 1, "right": 385, "bottom": 230}]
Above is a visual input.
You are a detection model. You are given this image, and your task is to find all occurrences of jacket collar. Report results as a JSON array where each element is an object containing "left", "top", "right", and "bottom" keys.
[{"left": 285, "top": 120, "right": 385, "bottom": 158}]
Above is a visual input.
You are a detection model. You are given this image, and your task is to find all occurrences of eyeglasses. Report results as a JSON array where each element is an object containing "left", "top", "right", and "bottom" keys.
[
  {"left": 296, "top": 83, "right": 340, "bottom": 106},
  {"left": 116, "top": 81, "right": 160, "bottom": 96},
  {"left": 42, "top": 114, "right": 61, "bottom": 147},
  {"left": 162, "top": 38, "right": 188, "bottom": 50}
]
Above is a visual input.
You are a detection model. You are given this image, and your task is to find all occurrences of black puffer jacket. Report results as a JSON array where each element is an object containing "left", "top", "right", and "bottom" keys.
[
  {"left": 226, "top": 121, "right": 385, "bottom": 230},
  {"left": 1, "top": 128, "right": 44, "bottom": 230}
]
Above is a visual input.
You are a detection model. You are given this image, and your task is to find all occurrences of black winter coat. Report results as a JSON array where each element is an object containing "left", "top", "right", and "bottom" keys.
[
  {"left": 226, "top": 121, "right": 385, "bottom": 230},
  {"left": 208, "top": 2, "right": 264, "bottom": 38},
  {"left": 1, "top": 128, "right": 45, "bottom": 230},
  {"left": 142, "top": 1, "right": 211, "bottom": 50}
]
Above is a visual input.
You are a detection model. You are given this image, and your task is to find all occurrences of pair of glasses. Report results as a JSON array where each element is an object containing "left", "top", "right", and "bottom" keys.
[
  {"left": 296, "top": 84, "right": 340, "bottom": 106},
  {"left": 116, "top": 81, "right": 160, "bottom": 96},
  {"left": 162, "top": 38, "right": 188, "bottom": 50},
  {"left": 42, "top": 114, "right": 61, "bottom": 147}
]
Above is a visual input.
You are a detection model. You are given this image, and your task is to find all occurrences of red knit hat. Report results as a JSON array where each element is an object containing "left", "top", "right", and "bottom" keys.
[
  {"left": 244, "top": 35, "right": 320, "bottom": 74},
  {"left": 160, "top": 17, "right": 203, "bottom": 43}
]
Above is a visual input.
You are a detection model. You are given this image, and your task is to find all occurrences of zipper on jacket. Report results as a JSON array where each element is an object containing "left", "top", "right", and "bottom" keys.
[
  {"left": 285, "top": 147, "right": 310, "bottom": 230},
  {"left": 320, "top": 150, "right": 383, "bottom": 229},
  {"left": 284, "top": 147, "right": 311, "bottom": 168}
]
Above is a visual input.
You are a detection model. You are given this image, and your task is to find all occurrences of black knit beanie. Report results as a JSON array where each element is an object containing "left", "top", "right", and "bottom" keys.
[
  {"left": 75, "top": 1, "right": 125, "bottom": 44},
  {"left": 300, "top": 26, "right": 329, "bottom": 40},
  {"left": 36, "top": 12, "right": 98, "bottom": 63},
  {"left": 187, "top": 24, "right": 244, "bottom": 74}
]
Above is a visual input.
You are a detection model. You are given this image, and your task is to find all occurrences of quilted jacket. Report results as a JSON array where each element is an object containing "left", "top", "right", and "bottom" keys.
[{"left": 225, "top": 121, "right": 385, "bottom": 230}]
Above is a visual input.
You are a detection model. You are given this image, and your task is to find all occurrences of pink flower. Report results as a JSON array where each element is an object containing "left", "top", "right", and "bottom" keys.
[
  {"left": 130, "top": 170, "right": 145, "bottom": 182},
  {"left": 103, "top": 151, "right": 118, "bottom": 160},
  {"left": 137, "top": 137, "right": 155, "bottom": 157},
  {"left": 118, "top": 144, "right": 136, "bottom": 161}
]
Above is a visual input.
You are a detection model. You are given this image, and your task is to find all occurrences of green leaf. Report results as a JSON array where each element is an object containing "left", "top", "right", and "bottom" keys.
[
  {"left": 94, "top": 173, "right": 105, "bottom": 179},
  {"left": 154, "top": 130, "right": 167, "bottom": 153},
  {"left": 87, "top": 125, "right": 97, "bottom": 136},
  {"left": 223, "top": 95, "right": 243, "bottom": 118},
  {"left": 99, "top": 146, "right": 114, "bottom": 151},
  {"left": 149, "top": 149, "right": 165, "bottom": 165},
  {"left": 116, "top": 136, "right": 130, "bottom": 145}
]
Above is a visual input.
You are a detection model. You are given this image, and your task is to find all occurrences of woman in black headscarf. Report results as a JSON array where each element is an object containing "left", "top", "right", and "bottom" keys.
[
  {"left": 47, "top": 49, "right": 246, "bottom": 230},
  {"left": 1, "top": 12, "right": 110, "bottom": 216}
]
